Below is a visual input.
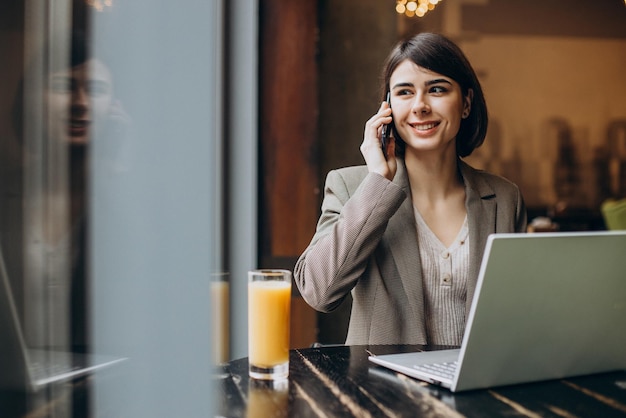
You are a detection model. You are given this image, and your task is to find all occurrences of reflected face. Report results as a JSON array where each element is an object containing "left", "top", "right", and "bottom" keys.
[
  {"left": 46, "top": 58, "right": 113, "bottom": 146},
  {"left": 389, "top": 60, "right": 470, "bottom": 157}
]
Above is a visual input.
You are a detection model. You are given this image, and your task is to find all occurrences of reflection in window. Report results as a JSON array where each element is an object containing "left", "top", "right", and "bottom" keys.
[{"left": 2, "top": 0, "right": 229, "bottom": 415}]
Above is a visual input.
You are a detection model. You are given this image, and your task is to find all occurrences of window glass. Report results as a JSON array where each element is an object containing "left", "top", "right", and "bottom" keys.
[{"left": 1, "top": 0, "right": 228, "bottom": 415}]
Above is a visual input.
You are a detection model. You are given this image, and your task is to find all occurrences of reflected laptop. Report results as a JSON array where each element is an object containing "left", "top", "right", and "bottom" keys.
[
  {"left": 369, "top": 231, "right": 626, "bottom": 392},
  {"left": 0, "top": 245, "right": 126, "bottom": 392}
]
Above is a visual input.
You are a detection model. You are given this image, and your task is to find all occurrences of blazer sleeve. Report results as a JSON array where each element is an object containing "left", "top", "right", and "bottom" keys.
[
  {"left": 514, "top": 185, "right": 528, "bottom": 233},
  {"left": 294, "top": 169, "right": 406, "bottom": 312}
]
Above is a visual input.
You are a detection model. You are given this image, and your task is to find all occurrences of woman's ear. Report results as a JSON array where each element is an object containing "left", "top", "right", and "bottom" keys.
[{"left": 462, "top": 88, "right": 473, "bottom": 119}]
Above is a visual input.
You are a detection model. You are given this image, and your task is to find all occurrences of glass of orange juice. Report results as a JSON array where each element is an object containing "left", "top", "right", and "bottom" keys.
[
  {"left": 210, "top": 272, "right": 230, "bottom": 367},
  {"left": 248, "top": 269, "right": 291, "bottom": 380}
]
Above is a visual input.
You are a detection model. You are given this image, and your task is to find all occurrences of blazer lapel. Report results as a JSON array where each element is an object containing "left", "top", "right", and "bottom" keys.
[
  {"left": 460, "top": 161, "right": 497, "bottom": 314},
  {"left": 384, "top": 161, "right": 427, "bottom": 339}
]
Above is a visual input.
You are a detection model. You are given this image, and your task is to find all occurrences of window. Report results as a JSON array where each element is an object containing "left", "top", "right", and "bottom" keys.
[{"left": 1, "top": 0, "right": 257, "bottom": 414}]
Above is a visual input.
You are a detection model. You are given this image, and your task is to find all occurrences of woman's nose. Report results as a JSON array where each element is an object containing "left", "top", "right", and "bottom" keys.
[
  {"left": 411, "top": 92, "right": 430, "bottom": 114},
  {"left": 72, "top": 86, "right": 89, "bottom": 107}
]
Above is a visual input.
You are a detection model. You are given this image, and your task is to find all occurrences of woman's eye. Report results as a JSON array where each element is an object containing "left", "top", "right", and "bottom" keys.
[
  {"left": 430, "top": 86, "right": 448, "bottom": 94},
  {"left": 88, "top": 80, "right": 111, "bottom": 97},
  {"left": 50, "top": 78, "right": 72, "bottom": 93}
]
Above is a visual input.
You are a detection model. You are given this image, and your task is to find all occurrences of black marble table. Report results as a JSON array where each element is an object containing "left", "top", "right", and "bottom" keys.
[{"left": 216, "top": 345, "right": 626, "bottom": 417}]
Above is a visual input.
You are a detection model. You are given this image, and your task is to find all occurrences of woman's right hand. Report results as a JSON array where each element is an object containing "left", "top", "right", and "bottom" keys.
[{"left": 360, "top": 101, "right": 397, "bottom": 180}]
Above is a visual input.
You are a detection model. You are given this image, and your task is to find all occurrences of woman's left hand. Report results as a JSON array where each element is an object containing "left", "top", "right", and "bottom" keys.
[{"left": 360, "top": 100, "right": 397, "bottom": 181}]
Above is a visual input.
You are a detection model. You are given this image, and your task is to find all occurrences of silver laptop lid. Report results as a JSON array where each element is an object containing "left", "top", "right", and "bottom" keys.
[
  {"left": 0, "top": 245, "right": 127, "bottom": 392},
  {"left": 0, "top": 245, "right": 37, "bottom": 391},
  {"left": 454, "top": 231, "right": 626, "bottom": 391}
]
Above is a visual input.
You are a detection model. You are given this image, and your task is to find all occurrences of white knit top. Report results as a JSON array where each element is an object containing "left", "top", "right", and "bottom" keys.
[{"left": 414, "top": 207, "right": 469, "bottom": 346}]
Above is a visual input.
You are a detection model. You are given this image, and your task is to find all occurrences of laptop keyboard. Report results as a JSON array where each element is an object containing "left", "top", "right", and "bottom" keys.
[
  {"left": 412, "top": 361, "right": 458, "bottom": 380},
  {"left": 31, "top": 361, "right": 82, "bottom": 376}
]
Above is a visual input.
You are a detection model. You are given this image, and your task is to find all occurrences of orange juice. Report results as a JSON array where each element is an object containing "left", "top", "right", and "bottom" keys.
[
  {"left": 246, "top": 380, "right": 289, "bottom": 418},
  {"left": 210, "top": 280, "right": 229, "bottom": 364},
  {"left": 248, "top": 280, "right": 291, "bottom": 367}
]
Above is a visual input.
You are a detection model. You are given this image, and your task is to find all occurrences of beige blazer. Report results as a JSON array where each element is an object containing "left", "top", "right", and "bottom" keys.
[{"left": 294, "top": 159, "right": 527, "bottom": 345}]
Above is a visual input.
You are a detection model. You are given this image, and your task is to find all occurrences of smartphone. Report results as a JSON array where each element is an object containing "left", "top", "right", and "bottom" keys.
[{"left": 381, "top": 91, "right": 392, "bottom": 158}]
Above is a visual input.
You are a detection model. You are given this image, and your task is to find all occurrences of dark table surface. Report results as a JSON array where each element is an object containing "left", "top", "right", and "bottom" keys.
[{"left": 216, "top": 345, "right": 626, "bottom": 417}]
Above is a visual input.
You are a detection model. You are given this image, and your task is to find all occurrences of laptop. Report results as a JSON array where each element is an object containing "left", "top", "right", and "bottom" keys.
[
  {"left": 369, "top": 231, "right": 626, "bottom": 392},
  {"left": 0, "top": 244, "right": 127, "bottom": 392}
]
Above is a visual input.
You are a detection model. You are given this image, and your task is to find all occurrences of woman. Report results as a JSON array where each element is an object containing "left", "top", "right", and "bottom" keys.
[
  {"left": 294, "top": 33, "right": 526, "bottom": 346},
  {"left": 3, "top": 31, "right": 127, "bottom": 353}
]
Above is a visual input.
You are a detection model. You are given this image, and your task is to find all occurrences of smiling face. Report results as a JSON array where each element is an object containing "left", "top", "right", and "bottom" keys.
[
  {"left": 389, "top": 60, "right": 472, "bottom": 159},
  {"left": 46, "top": 58, "right": 113, "bottom": 146}
]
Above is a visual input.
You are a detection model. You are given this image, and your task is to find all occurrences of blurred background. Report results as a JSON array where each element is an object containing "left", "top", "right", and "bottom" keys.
[{"left": 1, "top": 0, "right": 625, "bottom": 415}]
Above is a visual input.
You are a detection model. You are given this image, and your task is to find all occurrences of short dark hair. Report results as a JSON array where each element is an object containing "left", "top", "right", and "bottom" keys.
[
  {"left": 12, "top": 31, "right": 97, "bottom": 140},
  {"left": 381, "top": 32, "right": 488, "bottom": 158}
]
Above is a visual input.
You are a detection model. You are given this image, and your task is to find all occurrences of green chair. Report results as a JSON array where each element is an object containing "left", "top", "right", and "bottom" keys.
[{"left": 601, "top": 198, "right": 626, "bottom": 230}]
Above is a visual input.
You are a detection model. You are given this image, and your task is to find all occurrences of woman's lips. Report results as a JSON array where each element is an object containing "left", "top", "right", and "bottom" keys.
[
  {"left": 410, "top": 121, "right": 440, "bottom": 135},
  {"left": 415, "top": 122, "right": 438, "bottom": 131},
  {"left": 68, "top": 119, "right": 89, "bottom": 136}
]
